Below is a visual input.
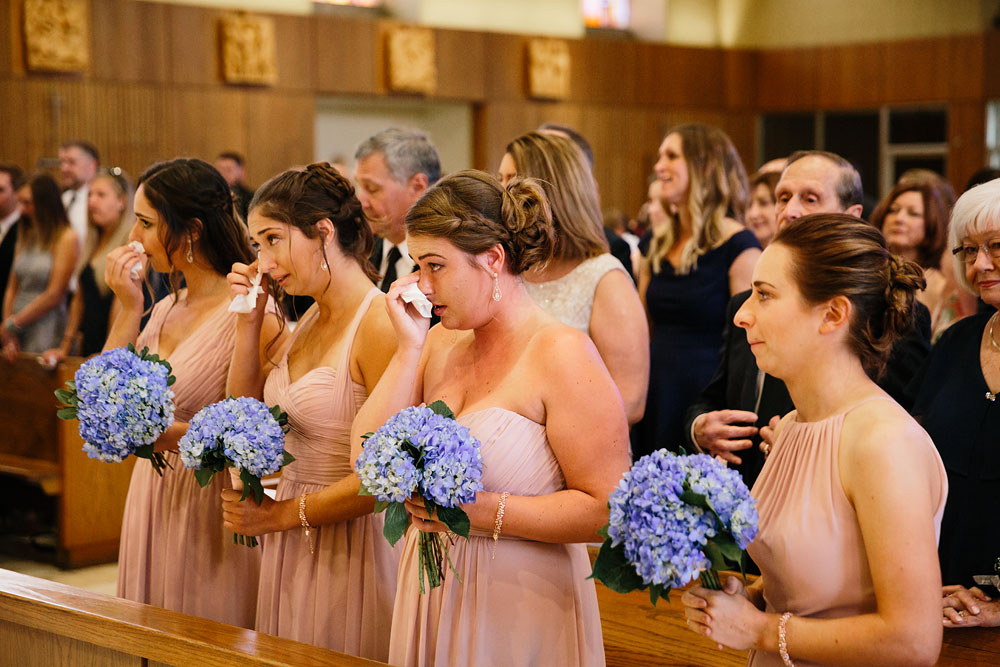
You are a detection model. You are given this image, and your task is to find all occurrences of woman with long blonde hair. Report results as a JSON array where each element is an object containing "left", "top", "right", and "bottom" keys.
[{"left": 631, "top": 123, "right": 760, "bottom": 459}]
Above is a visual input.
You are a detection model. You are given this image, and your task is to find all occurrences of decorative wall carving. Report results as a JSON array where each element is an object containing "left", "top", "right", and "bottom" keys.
[
  {"left": 527, "top": 38, "right": 571, "bottom": 100},
  {"left": 220, "top": 13, "right": 278, "bottom": 85},
  {"left": 23, "top": 0, "right": 90, "bottom": 72},
  {"left": 386, "top": 25, "right": 436, "bottom": 95}
]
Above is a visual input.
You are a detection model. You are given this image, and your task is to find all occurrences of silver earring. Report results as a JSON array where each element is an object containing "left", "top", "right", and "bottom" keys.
[
  {"left": 321, "top": 256, "right": 328, "bottom": 271},
  {"left": 492, "top": 272, "right": 502, "bottom": 302},
  {"left": 186, "top": 237, "right": 194, "bottom": 263}
]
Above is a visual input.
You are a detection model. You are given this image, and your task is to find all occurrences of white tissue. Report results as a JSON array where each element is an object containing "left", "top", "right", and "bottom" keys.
[
  {"left": 128, "top": 241, "right": 145, "bottom": 280},
  {"left": 400, "top": 283, "right": 432, "bottom": 318},
  {"left": 229, "top": 265, "right": 265, "bottom": 314}
]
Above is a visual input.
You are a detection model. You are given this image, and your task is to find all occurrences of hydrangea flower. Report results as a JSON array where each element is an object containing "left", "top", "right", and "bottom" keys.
[{"left": 56, "top": 345, "right": 175, "bottom": 472}]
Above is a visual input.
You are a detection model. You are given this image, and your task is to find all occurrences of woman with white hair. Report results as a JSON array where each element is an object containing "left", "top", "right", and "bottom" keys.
[{"left": 906, "top": 179, "right": 1000, "bottom": 627}]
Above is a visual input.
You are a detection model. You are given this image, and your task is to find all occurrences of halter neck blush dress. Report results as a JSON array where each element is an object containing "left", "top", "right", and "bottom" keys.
[
  {"left": 388, "top": 407, "right": 605, "bottom": 667},
  {"left": 256, "top": 288, "right": 400, "bottom": 660},
  {"left": 117, "top": 297, "right": 260, "bottom": 628},
  {"left": 746, "top": 397, "right": 947, "bottom": 667}
]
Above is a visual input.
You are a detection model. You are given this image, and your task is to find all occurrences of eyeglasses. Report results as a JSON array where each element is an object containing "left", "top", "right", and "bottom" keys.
[{"left": 951, "top": 239, "right": 1000, "bottom": 265}]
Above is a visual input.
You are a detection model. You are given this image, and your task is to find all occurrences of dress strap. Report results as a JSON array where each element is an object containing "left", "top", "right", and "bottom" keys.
[{"left": 333, "top": 287, "right": 381, "bottom": 410}]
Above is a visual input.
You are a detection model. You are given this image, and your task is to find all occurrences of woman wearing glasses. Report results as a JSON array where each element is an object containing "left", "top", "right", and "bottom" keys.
[{"left": 906, "top": 179, "right": 1000, "bottom": 626}]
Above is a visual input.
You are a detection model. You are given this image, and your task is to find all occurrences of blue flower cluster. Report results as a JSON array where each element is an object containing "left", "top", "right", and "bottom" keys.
[
  {"left": 178, "top": 397, "right": 286, "bottom": 476},
  {"left": 607, "top": 450, "right": 758, "bottom": 588},
  {"left": 355, "top": 405, "right": 483, "bottom": 507},
  {"left": 74, "top": 347, "right": 175, "bottom": 462}
]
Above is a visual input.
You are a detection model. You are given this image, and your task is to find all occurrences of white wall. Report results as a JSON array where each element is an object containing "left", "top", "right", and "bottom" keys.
[{"left": 314, "top": 96, "right": 473, "bottom": 176}]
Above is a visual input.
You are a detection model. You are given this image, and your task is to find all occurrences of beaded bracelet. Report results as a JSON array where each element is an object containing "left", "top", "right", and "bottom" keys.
[
  {"left": 778, "top": 611, "right": 795, "bottom": 667},
  {"left": 491, "top": 491, "right": 509, "bottom": 560},
  {"left": 299, "top": 493, "right": 314, "bottom": 554}
]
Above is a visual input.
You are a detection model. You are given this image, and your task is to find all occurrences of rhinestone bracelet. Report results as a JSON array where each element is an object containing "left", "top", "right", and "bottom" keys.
[
  {"left": 778, "top": 611, "right": 795, "bottom": 667},
  {"left": 491, "top": 491, "right": 509, "bottom": 560},
  {"left": 299, "top": 493, "right": 314, "bottom": 554}
]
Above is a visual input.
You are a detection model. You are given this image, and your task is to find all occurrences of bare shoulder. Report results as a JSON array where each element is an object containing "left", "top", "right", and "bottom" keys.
[
  {"left": 357, "top": 292, "right": 393, "bottom": 342},
  {"left": 718, "top": 218, "right": 748, "bottom": 243},
  {"left": 526, "top": 319, "right": 604, "bottom": 377}
]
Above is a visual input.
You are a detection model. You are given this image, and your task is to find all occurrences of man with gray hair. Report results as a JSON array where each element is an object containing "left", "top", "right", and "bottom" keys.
[{"left": 354, "top": 128, "right": 441, "bottom": 292}]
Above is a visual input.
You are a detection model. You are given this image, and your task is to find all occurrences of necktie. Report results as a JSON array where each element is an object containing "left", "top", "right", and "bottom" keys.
[{"left": 381, "top": 245, "right": 402, "bottom": 292}]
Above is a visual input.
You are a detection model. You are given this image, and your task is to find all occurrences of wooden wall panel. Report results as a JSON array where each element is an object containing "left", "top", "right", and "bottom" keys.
[
  {"left": 243, "top": 89, "right": 316, "bottom": 185},
  {"left": 91, "top": 0, "right": 169, "bottom": 84},
  {"left": 436, "top": 28, "right": 487, "bottom": 101},
  {"left": 164, "top": 87, "right": 249, "bottom": 162},
  {"left": 723, "top": 49, "right": 758, "bottom": 111},
  {"left": 756, "top": 47, "right": 821, "bottom": 110},
  {"left": 985, "top": 31, "right": 1000, "bottom": 99},
  {"left": 312, "top": 15, "right": 379, "bottom": 94},
  {"left": 273, "top": 14, "right": 317, "bottom": 92},
  {"left": 167, "top": 4, "right": 220, "bottom": 86},
  {"left": 949, "top": 101, "right": 987, "bottom": 189},
  {"left": 0, "top": 2, "right": 19, "bottom": 75},
  {"left": 480, "top": 33, "right": 525, "bottom": 101},
  {"left": 816, "top": 42, "right": 885, "bottom": 109}
]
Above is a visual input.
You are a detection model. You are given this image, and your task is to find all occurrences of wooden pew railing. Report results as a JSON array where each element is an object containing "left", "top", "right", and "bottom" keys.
[
  {"left": 0, "top": 568, "right": 386, "bottom": 666},
  {"left": 0, "top": 355, "right": 135, "bottom": 567}
]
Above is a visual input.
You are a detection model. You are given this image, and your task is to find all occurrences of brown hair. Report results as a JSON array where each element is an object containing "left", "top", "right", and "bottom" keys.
[
  {"left": 870, "top": 179, "right": 952, "bottom": 270},
  {"left": 647, "top": 123, "right": 749, "bottom": 275},
  {"left": 774, "top": 213, "right": 925, "bottom": 378},
  {"left": 405, "top": 170, "right": 555, "bottom": 275},
  {"left": 750, "top": 170, "right": 781, "bottom": 198},
  {"left": 19, "top": 172, "right": 70, "bottom": 250},
  {"left": 505, "top": 131, "right": 608, "bottom": 262}
]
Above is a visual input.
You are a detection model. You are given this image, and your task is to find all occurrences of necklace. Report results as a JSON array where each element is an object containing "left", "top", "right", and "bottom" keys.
[{"left": 991, "top": 312, "right": 1000, "bottom": 352}]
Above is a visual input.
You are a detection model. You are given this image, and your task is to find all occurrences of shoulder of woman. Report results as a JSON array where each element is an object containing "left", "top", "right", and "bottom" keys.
[
  {"left": 841, "top": 401, "right": 931, "bottom": 465},
  {"left": 527, "top": 320, "right": 601, "bottom": 374},
  {"left": 56, "top": 226, "right": 79, "bottom": 250}
]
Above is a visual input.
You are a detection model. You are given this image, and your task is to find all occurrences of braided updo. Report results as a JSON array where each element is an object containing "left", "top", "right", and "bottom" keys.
[
  {"left": 773, "top": 213, "right": 925, "bottom": 378},
  {"left": 250, "top": 162, "right": 377, "bottom": 283},
  {"left": 404, "top": 169, "right": 555, "bottom": 275}
]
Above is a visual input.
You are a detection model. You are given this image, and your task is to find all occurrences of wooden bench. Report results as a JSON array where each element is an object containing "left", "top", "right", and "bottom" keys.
[
  {"left": 0, "top": 568, "right": 386, "bottom": 666},
  {"left": 0, "top": 355, "right": 135, "bottom": 567}
]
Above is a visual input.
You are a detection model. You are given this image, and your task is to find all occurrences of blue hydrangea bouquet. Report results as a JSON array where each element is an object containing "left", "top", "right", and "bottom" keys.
[
  {"left": 54, "top": 344, "right": 175, "bottom": 475},
  {"left": 177, "top": 396, "right": 293, "bottom": 547},
  {"left": 355, "top": 401, "right": 484, "bottom": 593},
  {"left": 591, "top": 450, "right": 759, "bottom": 605}
]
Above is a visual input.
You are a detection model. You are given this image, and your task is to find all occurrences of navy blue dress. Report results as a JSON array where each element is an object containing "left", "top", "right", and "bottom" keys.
[
  {"left": 908, "top": 311, "right": 999, "bottom": 587},
  {"left": 631, "top": 229, "right": 760, "bottom": 460}
]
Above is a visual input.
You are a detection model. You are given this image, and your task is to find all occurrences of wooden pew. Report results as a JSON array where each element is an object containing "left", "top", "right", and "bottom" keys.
[
  {"left": 0, "top": 568, "right": 386, "bottom": 666},
  {"left": 0, "top": 355, "right": 135, "bottom": 567},
  {"left": 594, "top": 563, "right": 1000, "bottom": 666}
]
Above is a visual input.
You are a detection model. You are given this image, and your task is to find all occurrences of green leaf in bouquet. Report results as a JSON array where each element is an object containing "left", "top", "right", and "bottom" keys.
[
  {"left": 54, "top": 387, "right": 76, "bottom": 405},
  {"left": 134, "top": 444, "right": 170, "bottom": 476},
  {"left": 167, "top": 375, "right": 176, "bottom": 386},
  {"left": 649, "top": 582, "right": 669, "bottom": 606},
  {"left": 702, "top": 541, "right": 730, "bottom": 571},
  {"left": 373, "top": 499, "right": 388, "bottom": 513},
  {"left": 383, "top": 501, "right": 409, "bottom": 546},
  {"left": 127, "top": 343, "right": 136, "bottom": 354},
  {"left": 361, "top": 431, "right": 374, "bottom": 441},
  {"left": 426, "top": 400, "right": 455, "bottom": 419},
  {"left": 436, "top": 504, "right": 471, "bottom": 539},
  {"left": 590, "top": 539, "right": 645, "bottom": 594},
  {"left": 597, "top": 522, "right": 610, "bottom": 541},
  {"left": 56, "top": 406, "right": 77, "bottom": 420},
  {"left": 281, "top": 451, "right": 295, "bottom": 466},
  {"left": 194, "top": 467, "right": 217, "bottom": 488},
  {"left": 680, "top": 487, "right": 711, "bottom": 511},
  {"left": 714, "top": 535, "right": 743, "bottom": 565},
  {"left": 358, "top": 485, "right": 373, "bottom": 497},
  {"left": 240, "top": 469, "right": 265, "bottom": 505}
]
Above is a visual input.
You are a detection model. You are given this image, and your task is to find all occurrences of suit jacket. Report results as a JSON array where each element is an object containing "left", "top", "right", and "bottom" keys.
[
  {"left": 604, "top": 228, "right": 635, "bottom": 283},
  {"left": 0, "top": 216, "right": 19, "bottom": 315},
  {"left": 683, "top": 289, "right": 932, "bottom": 488}
]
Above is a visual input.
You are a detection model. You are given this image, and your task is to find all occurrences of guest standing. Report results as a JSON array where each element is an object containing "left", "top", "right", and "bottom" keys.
[
  {"left": 631, "top": 124, "right": 761, "bottom": 458},
  {"left": 498, "top": 131, "right": 648, "bottom": 424},
  {"left": 2, "top": 173, "right": 78, "bottom": 358},
  {"left": 683, "top": 213, "right": 947, "bottom": 667},
  {"left": 105, "top": 158, "right": 263, "bottom": 628},
  {"left": 222, "top": 163, "right": 400, "bottom": 659},
  {"left": 355, "top": 171, "right": 629, "bottom": 666},
  {"left": 0, "top": 164, "right": 24, "bottom": 316}
]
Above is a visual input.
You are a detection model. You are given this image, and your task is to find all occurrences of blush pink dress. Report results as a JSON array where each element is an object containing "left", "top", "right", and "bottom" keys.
[
  {"left": 256, "top": 288, "right": 400, "bottom": 660},
  {"left": 746, "top": 397, "right": 947, "bottom": 667},
  {"left": 388, "top": 407, "right": 605, "bottom": 667},
  {"left": 117, "top": 297, "right": 260, "bottom": 628}
]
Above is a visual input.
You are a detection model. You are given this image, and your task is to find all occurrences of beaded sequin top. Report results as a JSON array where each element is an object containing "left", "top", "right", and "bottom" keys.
[{"left": 524, "top": 254, "right": 628, "bottom": 334}]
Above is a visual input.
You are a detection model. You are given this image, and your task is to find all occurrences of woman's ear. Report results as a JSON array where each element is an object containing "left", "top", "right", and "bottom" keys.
[
  {"left": 188, "top": 217, "right": 204, "bottom": 243},
  {"left": 481, "top": 243, "right": 506, "bottom": 275},
  {"left": 315, "top": 218, "right": 336, "bottom": 248},
  {"left": 818, "top": 295, "right": 852, "bottom": 334}
]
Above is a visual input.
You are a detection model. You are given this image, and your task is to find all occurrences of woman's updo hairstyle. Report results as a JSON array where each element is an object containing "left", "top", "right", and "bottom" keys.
[
  {"left": 773, "top": 213, "right": 925, "bottom": 378},
  {"left": 137, "top": 158, "right": 254, "bottom": 289},
  {"left": 249, "top": 162, "right": 377, "bottom": 283},
  {"left": 405, "top": 169, "right": 555, "bottom": 275}
]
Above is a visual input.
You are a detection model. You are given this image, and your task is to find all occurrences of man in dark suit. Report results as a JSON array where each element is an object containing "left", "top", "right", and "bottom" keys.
[
  {"left": 215, "top": 151, "right": 255, "bottom": 221},
  {"left": 0, "top": 164, "right": 24, "bottom": 316},
  {"left": 683, "top": 150, "right": 931, "bottom": 488},
  {"left": 354, "top": 128, "right": 441, "bottom": 293}
]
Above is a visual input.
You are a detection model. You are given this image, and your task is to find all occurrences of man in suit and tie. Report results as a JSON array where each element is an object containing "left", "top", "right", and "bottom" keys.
[
  {"left": 683, "top": 150, "right": 930, "bottom": 488},
  {"left": 58, "top": 140, "right": 100, "bottom": 247},
  {"left": 353, "top": 128, "right": 441, "bottom": 292},
  {"left": 0, "top": 164, "right": 24, "bottom": 315}
]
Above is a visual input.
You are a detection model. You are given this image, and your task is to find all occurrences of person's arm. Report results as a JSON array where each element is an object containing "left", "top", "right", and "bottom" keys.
[
  {"left": 2, "top": 267, "right": 16, "bottom": 321},
  {"left": 6, "top": 229, "right": 78, "bottom": 329},
  {"left": 727, "top": 246, "right": 761, "bottom": 296},
  {"left": 589, "top": 268, "right": 649, "bottom": 424},
  {"left": 41, "top": 288, "right": 83, "bottom": 364},
  {"left": 353, "top": 295, "right": 399, "bottom": 395},
  {"left": 103, "top": 243, "right": 146, "bottom": 351},
  {"left": 225, "top": 261, "right": 288, "bottom": 399},
  {"left": 1, "top": 269, "right": 19, "bottom": 358},
  {"left": 684, "top": 409, "right": 944, "bottom": 667}
]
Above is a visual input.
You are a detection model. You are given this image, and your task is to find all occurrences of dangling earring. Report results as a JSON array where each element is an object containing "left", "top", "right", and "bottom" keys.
[
  {"left": 186, "top": 236, "right": 194, "bottom": 263},
  {"left": 492, "top": 272, "right": 502, "bottom": 302},
  {"left": 320, "top": 254, "right": 328, "bottom": 271}
]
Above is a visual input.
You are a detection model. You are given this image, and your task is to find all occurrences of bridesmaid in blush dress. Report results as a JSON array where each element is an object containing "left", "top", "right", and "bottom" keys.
[
  {"left": 104, "top": 159, "right": 271, "bottom": 627},
  {"left": 222, "top": 163, "right": 399, "bottom": 660},
  {"left": 353, "top": 171, "right": 631, "bottom": 667},
  {"left": 681, "top": 214, "right": 947, "bottom": 667}
]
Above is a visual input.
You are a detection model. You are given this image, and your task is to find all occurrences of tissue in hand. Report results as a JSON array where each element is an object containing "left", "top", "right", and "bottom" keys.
[
  {"left": 228, "top": 266, "right": 265, "bottom": 314},
  {"left": 128, "top": 241, "right": 145, "bottom": 280},
  {"left": 400, "top": 283, "right": 432, "bottom": 318}
]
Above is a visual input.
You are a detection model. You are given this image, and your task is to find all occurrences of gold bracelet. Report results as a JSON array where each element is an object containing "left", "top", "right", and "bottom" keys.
[
  {"left": 491, "top": 491, "right": 509, "bottom": 560},
  {"left": 778, "top": 611, "right": 794, "bottom": 667},
  {"left": 298, "top": 493, "right": 314, "bottom": 555}
]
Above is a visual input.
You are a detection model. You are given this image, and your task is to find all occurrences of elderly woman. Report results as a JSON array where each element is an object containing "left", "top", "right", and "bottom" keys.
[{"left": 905, "top": 179, "right": 1000, "bottom": 627}]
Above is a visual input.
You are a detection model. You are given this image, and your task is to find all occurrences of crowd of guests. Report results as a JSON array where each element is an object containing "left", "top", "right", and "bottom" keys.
[{"left": 2, "top": 122, "right": 999, "bottom": 666}]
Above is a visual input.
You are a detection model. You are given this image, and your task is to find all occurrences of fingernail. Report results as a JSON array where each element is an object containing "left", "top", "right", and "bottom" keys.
[{"left": 972, "top": 606, "right": 980, "bottom": 614}]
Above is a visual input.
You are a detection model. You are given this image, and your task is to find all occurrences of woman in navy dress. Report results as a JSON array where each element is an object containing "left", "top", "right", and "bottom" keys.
[{"left": 631, "top": 124, "right": 761, "bottom": 459}]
